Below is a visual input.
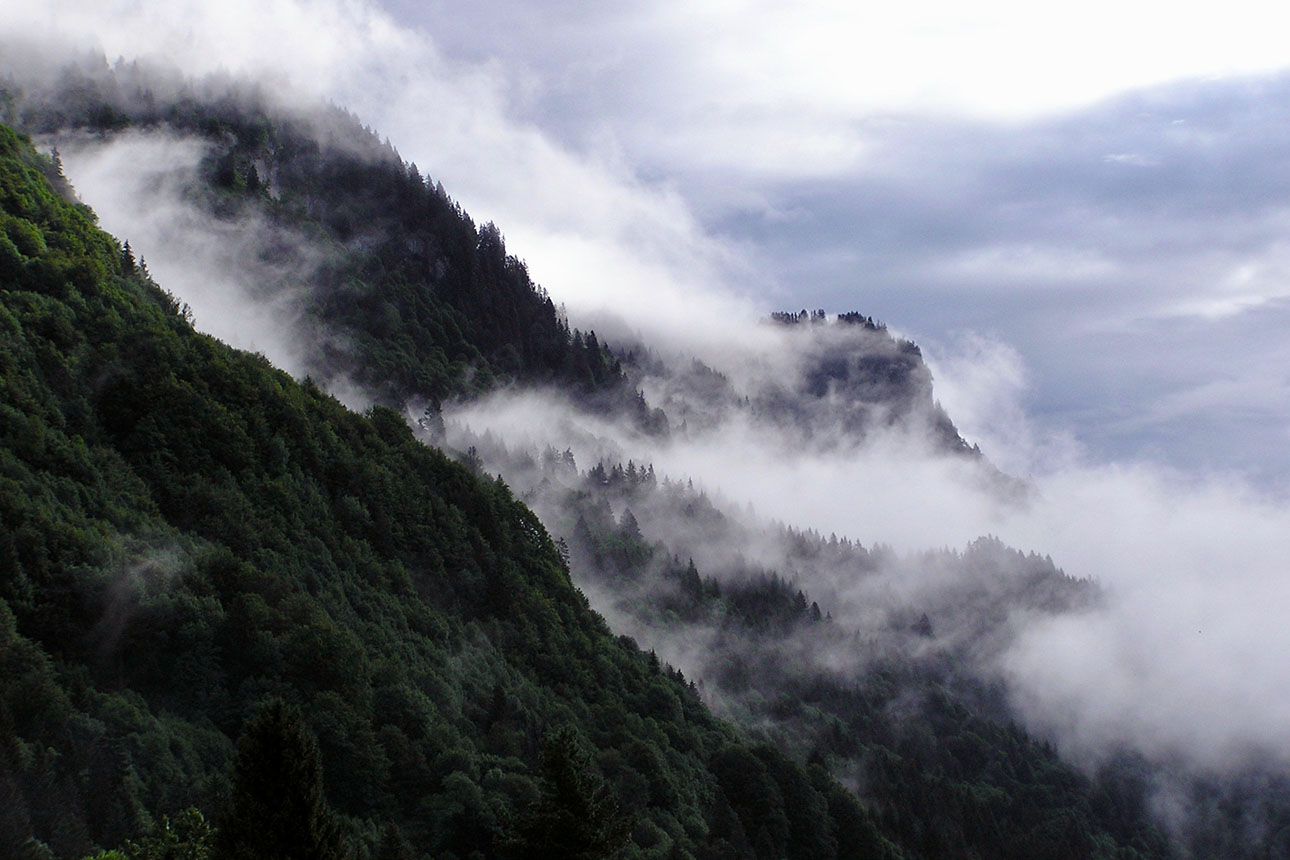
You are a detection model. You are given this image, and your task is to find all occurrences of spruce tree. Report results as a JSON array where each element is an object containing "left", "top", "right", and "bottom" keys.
[
  {"left": 216, "top": 699, "right": 348, "bottom": 860},
  {"left": 507, "top": 726, "right": 629, "bottom": 860}
]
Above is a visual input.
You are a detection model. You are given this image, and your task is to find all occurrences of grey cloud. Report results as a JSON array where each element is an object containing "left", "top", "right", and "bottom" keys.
[
  {"left": 701, "top": 76, "right": 1290, "bottom": 482},
  {"left": 444, "top": 323, "right": 1290, "bottom": 781}
]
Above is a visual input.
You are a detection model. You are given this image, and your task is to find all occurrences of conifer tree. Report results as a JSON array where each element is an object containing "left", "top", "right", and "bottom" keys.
[
  {"left": 216, "top": 699, "right": 348, "bottom": 860},
  {"left": 507, "top": 726, "right": 629, "bottom": 860}
]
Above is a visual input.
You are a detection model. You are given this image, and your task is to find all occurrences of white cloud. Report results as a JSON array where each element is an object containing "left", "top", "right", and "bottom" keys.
[
  {"left": 449, "top": 329, "right": 1290, "bottom": 774},
  {"left": 54, "top": 130, "right": 318, "bottom": 378},
  {"left": 999, "top": 461, "right": 1290, "bottom": 771},
  {"left": 925, "top": 243, "right": 1120, "bottom": 288},
  {"left": 1154, "top": 249, "right": 1290, "bottom": 320},
  {"left": 1103, "top": 152, "right": 1160, "bottom": 166},
  {"left": 922, "top": 333, "right": 1074, "bottom": 477},
  {"left": 380, "top": 0, "right": 1290, "bottom": 182}
]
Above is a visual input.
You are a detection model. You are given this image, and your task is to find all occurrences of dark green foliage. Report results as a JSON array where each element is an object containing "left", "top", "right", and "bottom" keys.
[
  {"left": 217, "top": 699, "right": 347, "bottom": 860},
  {"left": 506, "top": 726, "right": 630, "bottom": 860},
  {"left": 86, "top": 808, "right": 214, "bottom": 860}
]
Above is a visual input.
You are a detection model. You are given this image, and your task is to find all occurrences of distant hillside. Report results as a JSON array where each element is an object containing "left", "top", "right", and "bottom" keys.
[{"left": 628, "top": 309, "right": 972, "bottom": 456}]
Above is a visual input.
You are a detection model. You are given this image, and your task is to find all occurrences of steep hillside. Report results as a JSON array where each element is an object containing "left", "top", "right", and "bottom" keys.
[
  {"left": 0, "top": 58, "right": 1201, "bottom": 858},
  {"left": 0, "top": 123, "right": 899, "bottom": 859},
  {"left": 5, "top": 57, "right": 651, "bottom": 422},
  {"left": 10, "top": 57, "right": 1286, "bottom": 859}
]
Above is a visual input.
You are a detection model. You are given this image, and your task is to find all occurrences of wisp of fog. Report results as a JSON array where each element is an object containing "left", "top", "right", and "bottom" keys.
[
  {"left": 445, "top": 321, "right": 1290, "bottom": 777},
  {"left": 54, "top": 129, "right": 317, "bottom": 379}
]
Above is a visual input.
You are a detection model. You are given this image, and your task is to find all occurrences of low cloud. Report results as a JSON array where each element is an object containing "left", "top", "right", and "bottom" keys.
[
  {"left": 55, "top": 129, "right": 321, "bottom": 379},
  {"left": 999, "top": 464, "right": 1290, "bottom": 771},
  {"left": 449, "top": 330, "right": 1290, "bottom": 778}
]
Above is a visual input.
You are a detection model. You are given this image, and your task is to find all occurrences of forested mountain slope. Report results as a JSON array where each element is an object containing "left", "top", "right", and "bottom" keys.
[
  {"left": 4, "top": 57, "right": 967, "bottom": 447},
  {"left": 0, "top": 55, "right": 1208, "bottom": 857},
  {"left": 5, "top": 57, "right": 651, "bottom": 421},
  {"left": 0, "top": 123, "right": 898, "bottom": 859},
  {"left": 7, "top": 55, "right": 1287, "bottom": 860}
]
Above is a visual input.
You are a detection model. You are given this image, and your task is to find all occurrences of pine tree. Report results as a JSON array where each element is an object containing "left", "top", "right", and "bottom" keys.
[
  {"left": 215, "top": 699, "right": 348, "bottom": 860},
  {"left": 506, "top": 727, "right": 630, "bottom": 860}
]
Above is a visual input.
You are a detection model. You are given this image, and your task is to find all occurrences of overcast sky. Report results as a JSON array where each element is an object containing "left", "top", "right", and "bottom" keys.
[
  {"left": 10, "top": 0, "right": 1290, "bottom": 485},
  {"left": 371, "top": 0, "right": 1290, "bottom": 486}
]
